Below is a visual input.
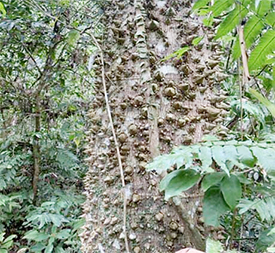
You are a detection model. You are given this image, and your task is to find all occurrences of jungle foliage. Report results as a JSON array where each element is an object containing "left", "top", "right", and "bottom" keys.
[{"left": 0, "top": 0, "right": 101, "bottom": 252}]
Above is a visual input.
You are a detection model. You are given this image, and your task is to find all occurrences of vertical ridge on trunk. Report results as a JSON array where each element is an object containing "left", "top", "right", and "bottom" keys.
[{"left": 81, "top": 0, "right": 228, "bottom": 252}]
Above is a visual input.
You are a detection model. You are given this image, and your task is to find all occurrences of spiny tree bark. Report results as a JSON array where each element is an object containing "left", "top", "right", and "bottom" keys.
[{"left": 81, "top": 0, "right": 228, "bottom": 252}]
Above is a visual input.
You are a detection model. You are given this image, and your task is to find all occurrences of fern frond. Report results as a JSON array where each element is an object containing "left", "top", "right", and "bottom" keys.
[
  {"left": 248, "top": 30, "right": 275, "bottom": 71},
  {"left": 239, "top": 197, "right": 275, "bottom": 222},
  {"left": 216, "top": 6, "right": 248, "bottom": 39},
  {"left": 232, "top": 15, "right": 264, "bottom": 59},
  {"left": 256, "top": 0, "right": 272, "bottom": 17},
  {"left": 147, "top": 141, "right": 275, "bottom": 176},
  {"left": 266, "top": 12, "right": 275, "bottom": 27},
  {"left": 210, "top": 0, "right": 235, "bottom": 17}
]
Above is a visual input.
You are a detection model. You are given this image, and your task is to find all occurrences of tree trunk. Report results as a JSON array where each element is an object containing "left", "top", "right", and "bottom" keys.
[{"left": 81, "top": 0, "right": 227, "bottom": 252}]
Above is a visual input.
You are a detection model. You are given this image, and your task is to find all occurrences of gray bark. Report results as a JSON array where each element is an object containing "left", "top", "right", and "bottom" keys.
[{"left": 81, "top": 0, "right": 227, "bottom": 252}]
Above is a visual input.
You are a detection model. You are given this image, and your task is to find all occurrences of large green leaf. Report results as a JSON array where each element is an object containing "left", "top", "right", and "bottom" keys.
[
  {"left": 215, "top": 6, "right": 248, "bottom": 39},
  {"left": 232, "top": 15, "right": 264, "bottom": 59},
  {"left": 220, "top": 175, "right": 242, "bottom": 209},
  {"left": 203, "top": 186, "right": 230, "bottom": 227},
  {"left": 248, "top": 30, "right": 275, "bottom": 71},
  {"left": 210, "top": 0, "right": 235, "bottom": 17},
  {"left": 202, "top": 172, "right": 226, "bottom": 191},
  {"left": 162, "top": 169, "right": 201, "bottom": 200},
  {"left": 266, "top": 12, "right": 275, "bottom": 27},
  {"left": 256, "top": 0, "right": 272, "bottom": 17}
]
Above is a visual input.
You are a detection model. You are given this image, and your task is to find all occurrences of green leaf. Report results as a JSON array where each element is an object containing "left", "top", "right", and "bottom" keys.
[
  {"left": 202, "top": 172, "right": 226, "bottom": 191},
  {"left": 0, "top": 233, "right": 4, "bottom": 242},
  {"left": 147, "top": 154, "right": 180, "bottom": 173},
  {"left": 220, "top": 175, "right": 242, "bottom": 209},
  {"left": 193, "top": 0, "right": 211, "bottom": 10},
  {"left": 56, "top": 229, "right": 70, "bottom": 239},
  {"left": 256, "top": 0, "right": 272, "bottom": 17},
  {"left": 232, "top": 15, "right": 264, "bottom": 60},
  {"left": 1, "top": 240, "right": 13, "bottom": 249},
  {"left": 236, "top": 145, "right": 256, "bottom": 167},
  {"left": 203, "top": 186, "right": 230, "bottom": 227},
  {"left": 202, "top": 15, "right": 214, "bottom": 27},
  {"left": 192, "top": 36, "right": 204, "bottom": 45},
  {"left": 199, "top": 146, "right": 212, "bottom": 171},
  {"left": 215, "top": 6, "right": 248, "bottom": 39},
  {"left": 211, "top": 146, "right": 229, "bottom": 174},
  {"left": 23, "top": 230, "right": 49, "bottom": 242},
  {"left": 30, "top": 243, "right": 46, "bottom": 251},
  {"left": 235, "top": 172, "right": 252, "bottom": 184},
  {"left": 0, "top": 249, "right": 8, "bottom": 253},
  {"left": 266, "top": 12, "right": 275, "bottom": 27},
  {"left": 0, "top": 2, "right": 6, "bottom": 16},
  {"left": 48, "top": 214, "right": 69, "bottom": 227},
  {"left": 3, "top": 234, "right": 16, "bottom": 243},
  {"left": 162, "top": 47, "right": 190, "bottom": 61},
  {"left": 162, "top": 169, "right": 201, "bottom": 200},
  {"left": 223, "top": 145, "right": 242, "bottom": 169},
  {"left": 248, "top": 30, "right": 275, "bottom": 71},
  {"left": 147, "top": 147, "right": 193, "bottom": 173},
  {"left": 238, "top": 199, "right": 256, "bottom": 214},
  {"left": 256, "top": 228, "right": 275, "bottom": 251},
  {"left": 45, "top": 243, "right": 54, "bottom": 253},
  {"left": 250, "top": 88, "right": 275, "bottom": 118},
  {"left": 67, "top": 30, "right": 80, "bottom": 46},
  {"left": 210, "top": 0, "right": 235, "bottom": 17},
  {"left": 160, "top": 170, "right": 182, "bottom": 191},
  {"left": 206, "top": 238, "right": 223, "bottom": 253},
  {"left": 251, "top": 146, "right": 275, "bottom": 175}
]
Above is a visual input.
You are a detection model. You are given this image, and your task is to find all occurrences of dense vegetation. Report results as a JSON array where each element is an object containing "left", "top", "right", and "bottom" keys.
[{"left": 0, "top": 0, "right": 100, "bottom": 252}]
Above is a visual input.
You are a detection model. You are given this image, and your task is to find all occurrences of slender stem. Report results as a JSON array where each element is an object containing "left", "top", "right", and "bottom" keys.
[
  {"left": 32, "top": 96, "right": 41, "bottom": 205},
  {"left": 229, "top": 208, "right": 237, "bottom": 249},
  {"left": 238, "top": 58, "right": 244, "bottom": 140}
]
